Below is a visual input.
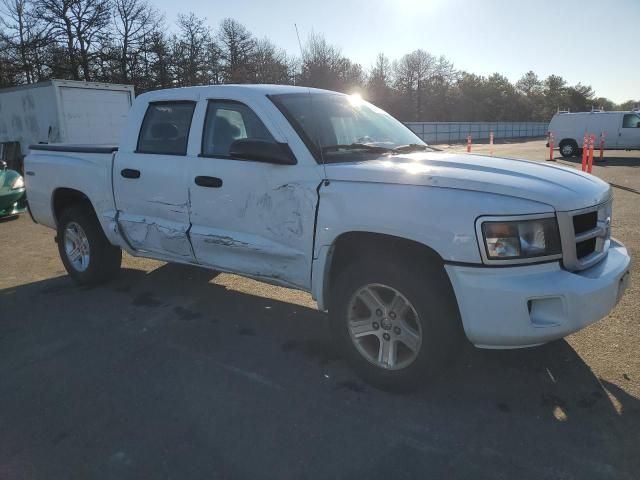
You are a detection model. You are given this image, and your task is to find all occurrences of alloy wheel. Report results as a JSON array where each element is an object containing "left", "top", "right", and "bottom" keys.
[{"left": 346, "top": 283, "right": 423, "bottom": 370}]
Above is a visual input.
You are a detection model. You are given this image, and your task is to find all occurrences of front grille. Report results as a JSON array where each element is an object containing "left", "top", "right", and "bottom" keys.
[
  {"left": 576, "top": 238, "right": 597, "bottom": 259},
  {"left": 573, "top": 211, "right": 598, "bottom": 258},
  {"left": 558, "top": 199, "right": 612, "bottom": 271},
  {"left": 573, "top": 211, "right": 597, "bottom": 235}
]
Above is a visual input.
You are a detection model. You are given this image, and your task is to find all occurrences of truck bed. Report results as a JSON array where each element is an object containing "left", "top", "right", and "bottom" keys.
[{"left": 25, "top": 144, "right": 117, "bottom": 232}]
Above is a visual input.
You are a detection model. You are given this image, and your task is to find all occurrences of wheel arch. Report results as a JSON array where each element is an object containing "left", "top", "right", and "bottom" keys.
[
  {"left": 51, "top": 187, "right": 96, "bottom": 227},
  {"left": 313, "top": 231, "right": 457, "bottom": 314}
]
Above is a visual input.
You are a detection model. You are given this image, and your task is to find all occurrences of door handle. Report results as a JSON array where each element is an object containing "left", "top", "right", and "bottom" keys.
[
  {"left": 121, "top": 168, "right": 141, "bottom": 179},
  {"left": 195, "top": 176, "right": 223, "bottom": 188}
]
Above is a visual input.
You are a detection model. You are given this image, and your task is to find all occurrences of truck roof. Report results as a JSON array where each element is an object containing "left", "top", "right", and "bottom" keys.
[{"left": 136, "top": 84, "right": 346, "bottom": 102}]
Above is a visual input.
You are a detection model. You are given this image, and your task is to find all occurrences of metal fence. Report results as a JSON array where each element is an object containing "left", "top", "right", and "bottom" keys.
[{"left": 405, "top": 122, "right": 549, "bottom": 144}]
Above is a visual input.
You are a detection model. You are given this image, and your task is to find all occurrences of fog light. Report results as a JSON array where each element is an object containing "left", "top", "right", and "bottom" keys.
[{"left": 527, "top": 297, "right": 565, "bottom": 327}]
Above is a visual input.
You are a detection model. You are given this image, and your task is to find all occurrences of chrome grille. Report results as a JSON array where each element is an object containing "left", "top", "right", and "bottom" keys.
[{"left": 557, "top": 200, "right": 612, "bottom": 271}]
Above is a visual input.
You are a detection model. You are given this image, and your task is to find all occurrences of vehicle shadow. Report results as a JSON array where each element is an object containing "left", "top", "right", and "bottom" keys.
[{"left": 1, "top": 262, "right": 638, "bottom": 479}]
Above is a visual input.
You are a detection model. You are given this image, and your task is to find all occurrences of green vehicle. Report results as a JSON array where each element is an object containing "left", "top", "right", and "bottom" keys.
[{"left": 0, "top": 161, "right": 26, "bottom": 218}]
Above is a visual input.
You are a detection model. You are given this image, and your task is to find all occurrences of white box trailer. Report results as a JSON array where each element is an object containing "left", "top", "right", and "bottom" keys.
[{"left": 0, "top": 79, "right": 135, "bottom": 170}]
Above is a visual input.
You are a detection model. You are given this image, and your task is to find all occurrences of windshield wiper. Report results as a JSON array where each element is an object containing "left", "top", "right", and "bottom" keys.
[
  {"left": 391, "top": 144, "right": 430, "bottom": 153},
  {"left": 321, "top": 143, "right": 393, "bottom": 154}
]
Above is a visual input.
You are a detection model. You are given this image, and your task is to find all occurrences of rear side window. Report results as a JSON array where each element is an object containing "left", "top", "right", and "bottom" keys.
[
  {"left": 622, "top": 114, "right": 640, "bottom": 128},
  {"left": 137, "top": 102, "right": 196, "bottom": 155},
  {"left": 201, "top": 101, "right": 275, "bottom": 158}
]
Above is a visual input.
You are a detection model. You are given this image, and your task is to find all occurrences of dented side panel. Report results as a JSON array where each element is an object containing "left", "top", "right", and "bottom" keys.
[
  {"left": 188, "top": 172, "right": 321, "bottom": 290},
  {"left": 119, "top": 215, "right": 193, "bottom": 258},
  {"left": 112, "top": 153, "right": 196, "bottom": 261}
]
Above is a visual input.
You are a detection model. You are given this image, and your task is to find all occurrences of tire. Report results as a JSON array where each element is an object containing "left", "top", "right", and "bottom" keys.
[
  {"left": 57, "top": 205, "right": 122, "bottom": 285},
  {"left": 559, "top": 140, "right": 578, "bottom": 158},
  {"left": 329, "top": 255, "right": 462, "bottom": 392}
]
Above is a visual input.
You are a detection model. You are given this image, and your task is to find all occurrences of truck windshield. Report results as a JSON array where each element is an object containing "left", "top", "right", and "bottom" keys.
[{"left": 269, "top": 92, "right": 430, "bottom": 163}]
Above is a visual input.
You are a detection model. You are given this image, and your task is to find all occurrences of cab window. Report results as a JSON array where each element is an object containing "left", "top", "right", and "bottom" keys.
[
  {"left": 622, "top": 114, "right": 640, "bottom": 128},
  {"left": 201, "top": 101, "right": 275, "bottom": 158},
  {"left": 137, "top": 101, "right": 196, "bottom": 155}
]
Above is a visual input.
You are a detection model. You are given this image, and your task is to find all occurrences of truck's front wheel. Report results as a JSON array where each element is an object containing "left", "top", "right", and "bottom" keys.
[
  {"left": 330, "top": 257, "right": 461, "bottom": 392},
  {"left": 57, "top": 205, "right": 122, "bottom": 285}
]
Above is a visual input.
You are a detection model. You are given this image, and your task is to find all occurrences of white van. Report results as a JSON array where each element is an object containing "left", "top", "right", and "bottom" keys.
[{"left": 548, "top": 111, "right": 640, "bottom": 157}]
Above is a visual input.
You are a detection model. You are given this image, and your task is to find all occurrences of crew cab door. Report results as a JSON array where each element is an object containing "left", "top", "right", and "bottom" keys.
[
  {"left": 187, "top": 97, "right": 321, "bottom": 289},
  {"left": 618, "top": 113, "right": 640, "bottom": 148},
  {"left": 113, "top": 98, "right": 197, "bottom": 261}
]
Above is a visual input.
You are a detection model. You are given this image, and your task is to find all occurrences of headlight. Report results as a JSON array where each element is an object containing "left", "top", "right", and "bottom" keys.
[
  {"left": 11, "top": 176, "right": 24, "bottom": 190},
  {"left": 479, "top": 217, "right": 561, "bottom": 262}
]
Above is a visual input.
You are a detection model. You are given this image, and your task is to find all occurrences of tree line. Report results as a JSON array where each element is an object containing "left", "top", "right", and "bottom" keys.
[{"left": 1, "top": 0, "right": 637, "bottom": 122}]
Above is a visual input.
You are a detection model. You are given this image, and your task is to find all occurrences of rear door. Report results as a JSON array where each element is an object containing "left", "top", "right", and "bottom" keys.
[
  {"left": 618, "top": 113, "right": 640, "bottom": 148},
  {"left": 113, "top": 99, "right": 197, "bottom": 261},
  {"left": 59, "top": 86, "right": 133, "bottom": 144}
]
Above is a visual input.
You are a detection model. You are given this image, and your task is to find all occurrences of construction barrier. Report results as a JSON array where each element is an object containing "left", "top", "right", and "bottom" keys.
[
  {"left": 489, "top": 131, "right": 494, "bottom": 155},
  {"left": 588, "top": 134, "right": 595, "bottom": 173},
  {"left": 582, "top": 133, "right": 589, "bottom": 171}
]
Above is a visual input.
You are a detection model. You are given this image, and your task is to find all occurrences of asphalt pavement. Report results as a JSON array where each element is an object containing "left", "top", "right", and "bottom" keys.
[{"left": 0, "top": 140, "right": 638, "bottom": 479}]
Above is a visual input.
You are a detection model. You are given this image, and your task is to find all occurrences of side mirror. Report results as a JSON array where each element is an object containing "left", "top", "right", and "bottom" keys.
[
  {"left": 0, "top": 161, "right": 7, "bottom": 171},
  {"left": 229, "top": 139, "right": 297, "bottom": 165}
]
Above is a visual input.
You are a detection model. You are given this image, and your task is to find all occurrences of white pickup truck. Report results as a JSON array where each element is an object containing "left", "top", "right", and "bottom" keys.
[{"left": 25, "top": 85, "right": 631, "bottom": 391}]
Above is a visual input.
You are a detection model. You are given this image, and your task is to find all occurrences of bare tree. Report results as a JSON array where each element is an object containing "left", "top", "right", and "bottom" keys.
[
  {"left": 0, "top": 0, "right": 49, "bottom": 83},
  {"left": 393, "top": 50, "right": 436, "bottom": 120},
  {"left": 37, "top": 0, "right": 110, "bottom": 80},
  {"left": 172, "top": 12, "right": 214, "bottom": 86},
  {"left": 299, "top": 33, "right": 352, "bottom": 91},
  {"left": 111, "top": 0, "right": 160, "bottom": 84},
  {"left": 0, "top": 37, "right": 18, "bottom": 86},
  {"left": 366, "top": 53, "right": 394, "bottom": 112},
  {"left": 251, "top": 38, "right": 290, "bottom": 84},
  {"left": 217, "top": 18, "right": 255, "bottom": 83},
  {"left": 141, "top": 30, "right": 172, "bottom": 89}
]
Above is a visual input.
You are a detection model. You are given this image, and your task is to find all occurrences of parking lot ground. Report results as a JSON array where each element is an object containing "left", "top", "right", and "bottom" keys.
[{"left": 1, "top": 139, "right": 639, "bottom": 479}]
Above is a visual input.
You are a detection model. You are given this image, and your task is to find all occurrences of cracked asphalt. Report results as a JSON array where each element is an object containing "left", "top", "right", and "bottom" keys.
[{"left": 0, "top": 139, "right": 638, "bottom": 479}]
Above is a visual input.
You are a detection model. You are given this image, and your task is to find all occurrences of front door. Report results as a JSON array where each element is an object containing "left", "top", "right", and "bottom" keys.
[
  {"left": 618, "top": 113, "right": 640, "bottom": 149},
  {"left": 187, "top": 99, "right": 321, "bottom": 290},
  {"left": 113, "top": 100, "right": 196, "bottom": 261}
]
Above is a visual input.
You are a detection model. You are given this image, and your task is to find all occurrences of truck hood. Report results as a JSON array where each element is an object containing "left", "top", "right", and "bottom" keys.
[{"left": 323, "top": 152, "right": 611, "bottom": 212}]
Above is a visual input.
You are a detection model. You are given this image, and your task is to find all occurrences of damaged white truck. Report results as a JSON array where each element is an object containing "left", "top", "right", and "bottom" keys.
[{"left": 25, "top": 85, "right": 631, "bottom": 390}]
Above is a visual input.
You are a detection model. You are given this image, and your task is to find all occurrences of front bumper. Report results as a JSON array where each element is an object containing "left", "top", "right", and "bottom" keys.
[{"left": 445, "top": 239, "right": 631, "bottom": 348}]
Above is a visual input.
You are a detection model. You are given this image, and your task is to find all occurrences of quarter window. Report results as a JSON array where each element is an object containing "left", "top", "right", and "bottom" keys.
[
  {"left": 137, "top": 102, "right": 196, "bottom": 155},
  {"left": 201, "top": 101, "right": 275, "bottom": 157},
  {"left": 622, "top": 114, "right": 640, "bottom": 128}
]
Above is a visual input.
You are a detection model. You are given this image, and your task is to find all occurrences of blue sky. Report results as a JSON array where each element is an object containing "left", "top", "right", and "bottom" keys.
[{"left": 153, "top": 0, "right": 639, "bottom": 103}]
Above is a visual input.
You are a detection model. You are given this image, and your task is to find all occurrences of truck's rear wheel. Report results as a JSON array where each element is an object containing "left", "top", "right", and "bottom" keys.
[
  {"left": 329, "top": 257, "right": 461, "bottom": 392},
  {"left": 57, "top": 205, "right": 122, "bottom": 285},
  {"left": 559, "top": 140, "right": 578, "bottom": 158}
]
